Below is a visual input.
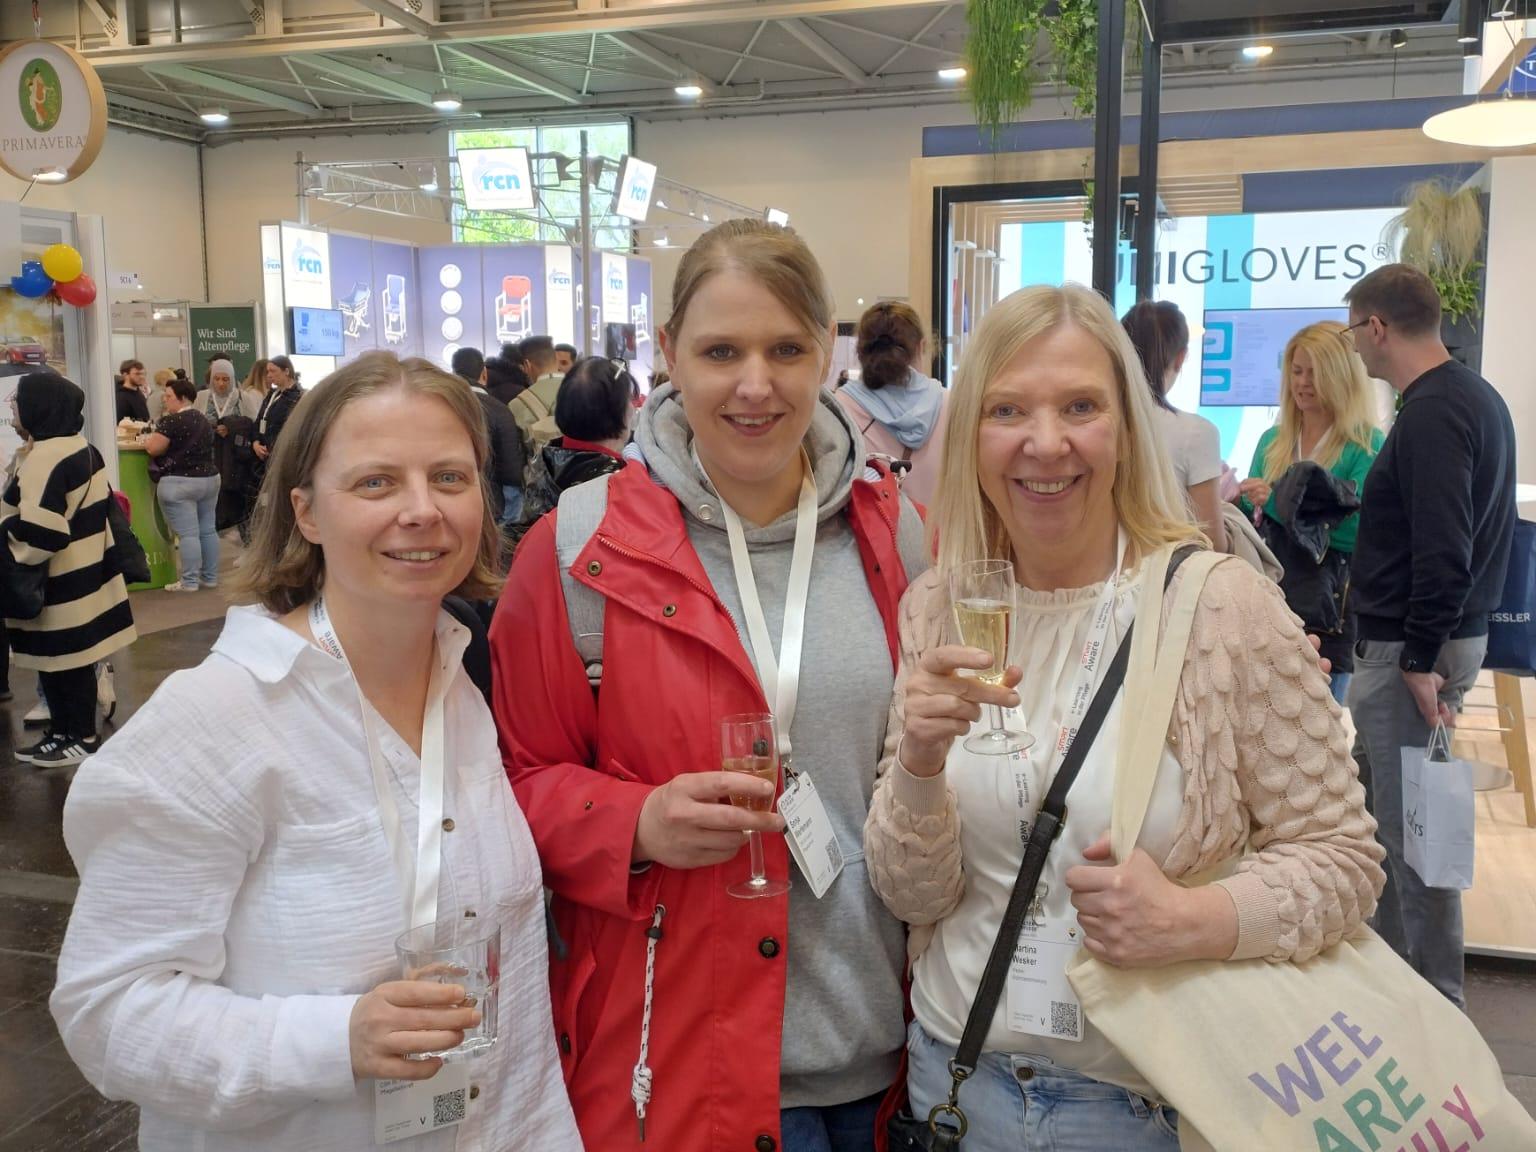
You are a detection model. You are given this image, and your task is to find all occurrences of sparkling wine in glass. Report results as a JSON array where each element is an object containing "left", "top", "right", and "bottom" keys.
[
  {"left": 950, "top": 559, "right": 1033, "bottom": 755},
  {"left": 721, "top": 712, "right": 790, "bottom": 899}
]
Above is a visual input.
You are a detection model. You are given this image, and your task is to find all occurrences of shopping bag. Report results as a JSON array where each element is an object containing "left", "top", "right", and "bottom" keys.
[
  {"left": 1484, "top": 518, "right": 1536, "bottom": 674},
  {"left": 1402, "top": 723, "right": 1476, "bottom": 891},
  {"left": 1067, "top": 554, "right": 1535, "bottom": 1151}
]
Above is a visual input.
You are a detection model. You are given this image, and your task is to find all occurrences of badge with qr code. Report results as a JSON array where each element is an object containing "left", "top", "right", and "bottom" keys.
[
  {"left": 1006, "top": 916, "right": 1085, "bottom": 1043},
  {"left": 375, "top": 1061, "right": 470, "bottom": 1145},
  {"left": 777, "top": 773, "right": 844, "bottom": 899}
]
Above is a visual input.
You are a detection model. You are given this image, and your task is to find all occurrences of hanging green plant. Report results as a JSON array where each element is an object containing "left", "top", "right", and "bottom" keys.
[
  {"left": 1383, "top": 180, "right": 1485, "bottom": 329},
  {"left": 963, "top": 0, "right": 1048, "bottom": 140},
  {"left": 1431, "top": 264, "right": 1483, "bottom": 329},
  {"left": 1049, "top": 0, "right": 1100, "bottom": 119}
]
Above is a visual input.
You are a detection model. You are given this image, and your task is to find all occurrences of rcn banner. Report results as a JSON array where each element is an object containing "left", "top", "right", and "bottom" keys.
[
  {"left": 601, "top": 252, "right": 628, "bottom": 327},
  {"left": 279, "top": 223, "right": 332, "bottom": 309},
  {"left": 459, "top": 147, "right": 535, "bottom": 212},
  {"left": 545, "top": 245, "right": 576, "bottom": 347}
]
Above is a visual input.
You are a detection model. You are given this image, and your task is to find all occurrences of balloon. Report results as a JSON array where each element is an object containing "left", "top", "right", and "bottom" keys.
[
  {"left": 41, "top": 243, "right": 82, "bottom": 284},
  {"left": 55, "top": 273, "right": 96, "bottom": 307},
  {"left": 10, "top": 262, "right": 53, "bottom": 298}
]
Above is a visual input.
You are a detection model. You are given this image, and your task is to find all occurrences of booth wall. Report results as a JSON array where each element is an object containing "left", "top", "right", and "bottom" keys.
[
  {"left": 0, "top": 130, "right": 205, "bottom": 305},
  {"left": 1480, "top": 155, "right": 1536, "bottom": 487},
  {"left": 203, "top": 132, "right": 456, "bottom": 307}
]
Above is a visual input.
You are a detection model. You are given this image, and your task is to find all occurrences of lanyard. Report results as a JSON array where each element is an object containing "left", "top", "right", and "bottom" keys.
[
  {"left": 209, "top": 390, "right": 240, "bottom": 421},
  {"left": 310, "top": 596, "right": 446, "bottom": 932},
  {"left": 713, "top": 451, "right": 818, "bottom": 762},
  {"left": 1015, "top": 528, "right": 1128, "bottom": 841}
]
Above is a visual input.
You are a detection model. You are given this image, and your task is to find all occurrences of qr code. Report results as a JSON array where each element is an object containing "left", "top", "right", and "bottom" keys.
[
  {"left": 826, "top": 835, "right": 844, "bottom": 874},
  {"left": 1050, "top": 1000, "right": 1080, "bottom": 1038},
  {"left": 433, "top": 1087, "right": 467, "bottom": 1126}
]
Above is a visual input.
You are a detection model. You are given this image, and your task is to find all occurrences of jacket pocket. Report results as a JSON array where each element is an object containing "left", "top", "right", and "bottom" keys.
[{"left": 549, "top": 923, "right": 598, "bottom": 1079}]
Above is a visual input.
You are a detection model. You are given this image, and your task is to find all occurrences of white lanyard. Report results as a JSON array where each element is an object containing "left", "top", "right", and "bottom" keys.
[
  {"left": 310, "top": 597, "right": 446, "bottom": 932},
  {"left": 1015, "top": 528, "right": 1129, "bottom": 839},
  {"left": 209, "top": 390, "right": 240, "bottom": 421},
  {"left": 713, "top": 452, "right": 818, "bottom": 758}
]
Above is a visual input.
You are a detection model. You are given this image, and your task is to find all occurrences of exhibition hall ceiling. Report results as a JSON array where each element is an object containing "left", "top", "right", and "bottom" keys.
[{"left": 6, "top": 0, "right": 1466, "bottom": 141}]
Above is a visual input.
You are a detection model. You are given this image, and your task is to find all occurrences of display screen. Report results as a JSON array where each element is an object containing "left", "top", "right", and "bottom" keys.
[
  {"left": 289, "top": 306, "right": 345, "bottom": 357},
  {"left": 1199, "top": 306, "right": 1349, "bottom": 408}
]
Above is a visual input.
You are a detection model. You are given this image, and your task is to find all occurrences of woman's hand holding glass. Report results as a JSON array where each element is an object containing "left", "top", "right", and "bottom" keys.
[
  {"left": 348, "top": 980, "right": 483, "bottom": 1082},
  {"left": 899, "top": 646, "right": 1023, "bottom": 778},
  {"left": 633, "top": 772, "right": 785, "bottom": 870}
]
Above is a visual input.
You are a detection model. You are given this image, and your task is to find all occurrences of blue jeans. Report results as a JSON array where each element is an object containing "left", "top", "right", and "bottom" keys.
[
  {"left": 780, "top": 1091, "right": 883, "bottom": 1152},
  {"left": 907, "top": 1021, "right": 1179, "bottom": 1152},
  {"left": 158, "top": 474, "right": 221, "bottom": 587},
  {"left": 1329, "top": 672, "right": 1352, "bottom": 705}
]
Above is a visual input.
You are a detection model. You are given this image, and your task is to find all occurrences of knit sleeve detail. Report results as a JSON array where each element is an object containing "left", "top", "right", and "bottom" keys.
[
  {"left": 865, "top": 568, "right": 967, "bottom": 926},
  {"left": 1177, "top": 562, "right": 1385, "bottom": 963}
]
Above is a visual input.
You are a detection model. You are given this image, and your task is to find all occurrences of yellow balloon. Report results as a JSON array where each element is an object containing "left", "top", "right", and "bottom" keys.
[{"left": 42, "top": 244, "right": 83, "bottom": 284}]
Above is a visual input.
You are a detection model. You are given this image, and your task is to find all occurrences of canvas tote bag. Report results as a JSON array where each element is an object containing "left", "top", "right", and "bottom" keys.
[{"left": 1067, "top": 552, "right": 1536, "bottom": 1152}]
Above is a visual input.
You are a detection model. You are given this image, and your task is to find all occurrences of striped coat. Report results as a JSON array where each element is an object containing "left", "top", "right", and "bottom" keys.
[{"left": 3, "top": 436, "right": 137, "bottom": 671}]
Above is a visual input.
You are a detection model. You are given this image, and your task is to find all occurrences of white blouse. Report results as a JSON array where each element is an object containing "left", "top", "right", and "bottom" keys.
[
  {"left": 50, "top": 607, "right": 581, "bottom": 1152},
  {"left": 911, "top": 562, "right": 1186, "bottom": 1093}
]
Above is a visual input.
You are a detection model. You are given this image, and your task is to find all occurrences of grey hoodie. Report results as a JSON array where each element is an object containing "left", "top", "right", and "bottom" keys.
[{"left": 636, "top": 386, "right": 929, "bottom": 1108}]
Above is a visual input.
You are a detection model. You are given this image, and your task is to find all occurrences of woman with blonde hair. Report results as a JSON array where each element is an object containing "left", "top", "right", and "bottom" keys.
[
  {"left": 493, "top": 218, "right": 929, "bottom": 1152},
  {"left": 1236, "top": 320, "right": 1384, "bottom": 701},
  {"left": 864, "top": 284, "right": 1382, "bottom": 1150},
  {"left": 52, "top": 350, "right": 581, "bottom": 1151}
]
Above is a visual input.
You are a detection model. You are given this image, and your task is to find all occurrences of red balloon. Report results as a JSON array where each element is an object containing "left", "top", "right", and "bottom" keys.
[{"left": 55, "top": 273, "right": 96, "bottom": 307}]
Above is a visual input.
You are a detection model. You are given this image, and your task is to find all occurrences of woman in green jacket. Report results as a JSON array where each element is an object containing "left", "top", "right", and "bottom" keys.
[{"left": 1236, "top": 320, "right": 1384, "bottom": 703}]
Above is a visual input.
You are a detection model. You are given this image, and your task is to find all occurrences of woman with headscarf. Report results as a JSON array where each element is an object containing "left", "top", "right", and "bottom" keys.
[
  {"left": 202, "top": 359, "right": 260, "bottom": 538},
  {"left": 3, "top": 373, "right": 137, "bottom": 767}
]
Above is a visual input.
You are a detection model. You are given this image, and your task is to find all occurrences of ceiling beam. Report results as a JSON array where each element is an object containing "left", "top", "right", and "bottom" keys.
[
  {"left": 443, "top": 43, "right": 589, "bottom": 106},
  {"left": 778, "top": 18, "right": 871, "bottom": 84},
  {"left": 301, "top": 55, "right": 441, "bottom": 105},
  {"left": 144, "top": 63, "right": 321, "bottom": 116},
  {"left": 104, "top": 92, "right": 205, "bottom": 125},
  {"left": 608, "top": 31, "right": 716, "bottom": 91},
  {"left": 350, "top": 0, "right": 442, "bottom": 39}
]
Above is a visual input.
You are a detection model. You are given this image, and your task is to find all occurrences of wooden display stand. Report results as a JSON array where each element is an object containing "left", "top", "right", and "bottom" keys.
[{"left": 1493, "top": 672, "right": 1536, "bottom": 829}]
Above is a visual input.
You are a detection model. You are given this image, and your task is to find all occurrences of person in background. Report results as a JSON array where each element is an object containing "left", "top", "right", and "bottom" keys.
[
  {"left": 241, "top": 357, "right": 270, "bottom": 410},
  {"left": 492, "top": 219, "right": 929, "bottom": 1152},
  {"left": 144, "top": 375, "right": 221, "bottom": 593},
  {"left": 115, "top": 359, "right": 149, "bottom": 424},
  {"left": 202, "top": 359, "right": 262, "bottom": 423},
  {"left": 865, "top": 284, "right": 1383, "bottom": 1151},
  {"left": 5, "top": 373, "right": 137, "bottom": 767},
  {"left": 451, "top": 345, "right": 527, "bottom": 533},
  {"left": 837, "top": 301, "right": 948, "bottom": 507},
  {"left": 1121, "top": 300, "right": 1227, "bottom": 551},
  {"left": 1236, "top": 321, "right": 1383, "bottom": 702},
  {"left": 51, "top": 350, "right": 582, "bottom": 1152},
  {"left": 201, "top": 359, "right": 260, "bottom": 544},
  {"left": 554, "top": 343, "right": 578, "bottom": 375},
  {"left": 148, "top": 369, "right": 182, "bottom": 422},
  {"left": 509, "top": 335, "right": 563, "bottom": 445},
  {"left": 484, "top": 354, "right": 531, "bottom": 407},
  {"left": 253, "top": 355, "right": 302, "bottom": 466},
  {"left": 508, "top": 355, "right": 631, "bottom": 544},
  {"left": 1344, "top": 263, "right": 1516, "bottom": 1008}
]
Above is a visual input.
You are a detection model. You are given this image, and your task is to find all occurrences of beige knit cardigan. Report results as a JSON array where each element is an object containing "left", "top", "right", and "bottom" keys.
[{"left": 863, "top": 556, "right": 1387, "bottom": 965}]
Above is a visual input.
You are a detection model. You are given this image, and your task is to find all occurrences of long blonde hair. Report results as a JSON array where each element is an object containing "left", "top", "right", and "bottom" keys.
[
  {"left": 931, "top": 284, "right": 1201, "bottom": 575},
  {"left": 1262, "top": 321, "right": 1379, "bottom": 480}
]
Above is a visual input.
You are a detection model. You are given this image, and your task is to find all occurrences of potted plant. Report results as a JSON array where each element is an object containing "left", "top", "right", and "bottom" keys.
[{"left": 1383, "top": 179, "right": 1486, "bottom": 349}]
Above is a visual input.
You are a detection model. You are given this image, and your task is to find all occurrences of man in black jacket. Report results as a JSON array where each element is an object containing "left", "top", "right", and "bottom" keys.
[
  {"left": 1344, "top": 263, "right": 1516, "bottom": 1007},
  {"left": 451, "top": 346, "right": 526, "bottom": 534}
]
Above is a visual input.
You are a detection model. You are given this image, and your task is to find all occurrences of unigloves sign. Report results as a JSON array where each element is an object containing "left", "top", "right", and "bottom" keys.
[{"left": 459, "top": 147, "right": 536, "bottom": 212}]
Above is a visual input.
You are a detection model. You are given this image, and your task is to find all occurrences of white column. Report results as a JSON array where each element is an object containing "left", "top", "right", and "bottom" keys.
[{"left": 1480, "top": 155, "right": 1536, "bottom": 487}]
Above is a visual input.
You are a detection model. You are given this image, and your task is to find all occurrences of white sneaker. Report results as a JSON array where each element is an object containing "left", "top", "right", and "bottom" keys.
[
  {"left": 23, "top": 700, "right": 50, "bottom": 726},
  {"left": 163, "top": 582, "right": 199, "bottom": 593}
]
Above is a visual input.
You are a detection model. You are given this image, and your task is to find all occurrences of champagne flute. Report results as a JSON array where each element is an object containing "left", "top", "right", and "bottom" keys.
[
  {"left": 949, "top": 559, "right": 1033, "bottom": 755},
  {"left": 721, "top": 712, "right": 790, "bottom": 899}
]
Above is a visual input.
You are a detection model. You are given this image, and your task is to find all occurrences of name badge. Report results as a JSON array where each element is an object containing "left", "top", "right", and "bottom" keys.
[
  {"left": 375, "top": 1062, "right": 470, "bottom": 1146},
  {"left": 777, "top": 773, "right": 844, "bottom": 899},
  {"left": 1005, "top": 916, "right": 1085, "bottom": 1043}
]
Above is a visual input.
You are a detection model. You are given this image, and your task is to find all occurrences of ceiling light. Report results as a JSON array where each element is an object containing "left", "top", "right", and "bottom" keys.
[
  {"left": 655, "top": 231, "right": 670, "bottom": 247},
  {"left": 1241, "top": 45, "right": 1273, "bottom": 60},
  {"left": 1391, "top": 28, "right": 1408, "bottom": 49},
  {"left": 1423, "top": 97, "right": 1536, "bottom": 147},
  {"left": 675, "top": 84, "right": 703, "bottom": 98},
  {"left": 199, "top": 107, "right": 230, "bottom": 124},
  {"left": 419, "top": 176, "right": 439, "bottom": 193},
  {"left": 1458, "top": 0, "right": 1483, "bottom": 43},
  {"left": 1493, "top": 1, "right": 1516, "bottom": 17},
  {"left": 856, "top": 297, "right": 865, "bottom": 305},
  {"left": 701, "top": 212, "right": 710, "bottom": 222},
  {"left": 432, "top": 88, "right": 463, "bottom": 111},
  {"left": 937, "top": 66, "right": 968, "bottom": 81},
  {"left": 32, "top": 167, "right": 67, "bottom": 182},
  {"left": 953, "top": 239, "right": 977, "bottom": 250}
]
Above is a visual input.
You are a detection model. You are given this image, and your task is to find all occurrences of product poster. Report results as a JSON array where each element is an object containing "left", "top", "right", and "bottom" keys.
[
  {"left": 626, "top": 258, "right": 654, "bottom": 372},
  {"left": 477, "top": 244, "right": 546, "bottom": 357},
  {"left": 371, "top": 240, "right": 421, "bottom": 361},
  {"left": 328, "top": 233, "right": 377, "bottom": 358},
  {"left": 600, "top": 252, "right": 628, "bottom": 330},
  {"left": 0, "top": 286, "right": 64, "bottom": 464},
  {"left": 544, "top": 245, "right": 576, "bottom": 348},
  {"left": 187, "top": 305, "right": 259, "bottom": 383},
  {"left": 418, "top": 246, "right": 484, "bottom": 370}
]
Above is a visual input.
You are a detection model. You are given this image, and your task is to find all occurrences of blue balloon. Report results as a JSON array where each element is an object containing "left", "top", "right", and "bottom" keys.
[{"left": 11, "top": 261, "right": 53, "bottom": 298}]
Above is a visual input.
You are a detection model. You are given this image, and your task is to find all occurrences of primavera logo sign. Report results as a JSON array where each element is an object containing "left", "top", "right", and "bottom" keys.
[{"left": 20, "top": 58, "right": 60, "bottom": 133}]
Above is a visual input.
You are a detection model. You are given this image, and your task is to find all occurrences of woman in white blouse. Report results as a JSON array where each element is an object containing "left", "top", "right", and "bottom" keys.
[{"left": 50, "top": 351, "right": 581, "bottom": 1152}]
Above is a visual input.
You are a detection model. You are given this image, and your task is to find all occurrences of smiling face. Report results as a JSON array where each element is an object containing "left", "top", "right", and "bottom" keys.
[
  {"left": 660, "top": 267, "right": 827, "bottom": 519},
  {"left": 1288, "top": 346, "right": 1325, "bottom": 417},
  {"left": 291, "top": 389, "right": 484, "bottom": 612},
  {"left": 976, "top": 323, "right": 1122, "bottom": 586}
]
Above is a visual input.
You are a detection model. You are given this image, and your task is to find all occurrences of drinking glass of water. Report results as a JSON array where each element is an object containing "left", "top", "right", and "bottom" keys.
[{"left": 395, "top": 916, "right": 502, "bottom": 1062}]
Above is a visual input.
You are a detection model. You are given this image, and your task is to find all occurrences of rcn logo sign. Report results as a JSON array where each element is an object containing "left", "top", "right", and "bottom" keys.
[
  {"left": 292, "top": 243, "right": 324, "bottom": 279},
  {"left": 549, "top": 269, "right": 572, "bottom": 288},
  {"left": 462, "top": 148, "right": 534, "bottom": 210},
  {"left": 626, "top": 179, "right": 650, "bottom": 204},
  {"left": 477, "top": 164, "right": 524, "bottom": 193},
  {"left": 607, "top": 271, "right": 625, "bottom": 291}
]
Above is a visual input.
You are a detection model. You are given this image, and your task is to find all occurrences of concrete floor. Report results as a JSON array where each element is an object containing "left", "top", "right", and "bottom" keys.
[{"left": 0, "top": 616, "right": 1534, "bottom": 1149}]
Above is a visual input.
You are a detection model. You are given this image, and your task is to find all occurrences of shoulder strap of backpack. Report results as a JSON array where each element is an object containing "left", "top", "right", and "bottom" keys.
[{"left": 555, "top": 472, "right": 613, "bottom": 688}]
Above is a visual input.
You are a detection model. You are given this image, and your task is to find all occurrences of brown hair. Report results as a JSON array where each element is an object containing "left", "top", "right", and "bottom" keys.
[
  {"left": 243, "top": 358, "right": 270, "bottom": 394},
  {"left": 1344, "top": 263, "right": 1442, "bottom": 338},
  {"left": 856, "top": 301, "right": 925, "bottom": 390},
  {"left": 1120, "top": 300, "right": 1189, "bottom": 409},
  {"left": 167, "top": 377, "right": 198, "bottom": 405},
  {"left": 663, "top": 219, "right": 834, "bottom": 356},
  {"left": 119, "top": 358, "right": 143, "bottom": 375},
  {"left": 234, "top": 351, "right": 502, "bottom": 614}
]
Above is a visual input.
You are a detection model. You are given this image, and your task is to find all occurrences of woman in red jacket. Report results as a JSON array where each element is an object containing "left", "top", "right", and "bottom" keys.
[{"left": 491, "top": 219, "right": 929, "bottom": 1152}]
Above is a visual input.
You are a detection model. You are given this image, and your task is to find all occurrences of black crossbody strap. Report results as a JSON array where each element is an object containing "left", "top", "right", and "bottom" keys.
[{"left": 931, "top": 544, "right": 1199, "bottom": 1133}]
